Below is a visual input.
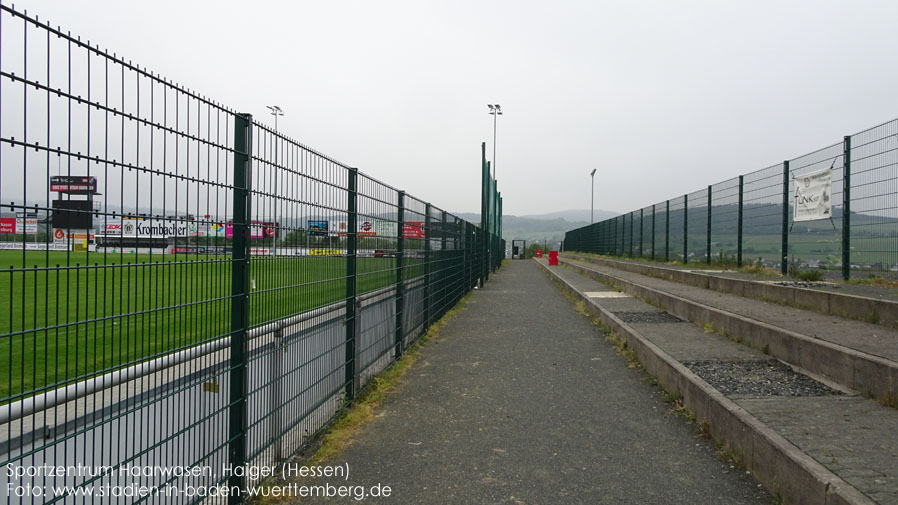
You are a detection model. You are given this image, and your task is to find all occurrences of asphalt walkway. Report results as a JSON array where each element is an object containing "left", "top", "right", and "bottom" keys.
[{"left": 292, "top": 261, "right": 770, "bottom": 504}]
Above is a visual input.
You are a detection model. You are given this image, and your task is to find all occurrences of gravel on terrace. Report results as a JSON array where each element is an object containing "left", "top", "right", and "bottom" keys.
[
  {"left": 684, "top": 359, "right": 843, "bottom": 397},
  {"left": 613, "top": 311, "right": 684, "bottom": 324}
]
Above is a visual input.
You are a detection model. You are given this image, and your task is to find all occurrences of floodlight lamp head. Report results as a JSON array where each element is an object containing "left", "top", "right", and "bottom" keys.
[{"left": 590, "top": 169, "right": 597, "bottom": 176}]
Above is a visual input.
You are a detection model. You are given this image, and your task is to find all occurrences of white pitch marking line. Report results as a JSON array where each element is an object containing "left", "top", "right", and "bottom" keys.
[{"left": 584, "top": 291, "right": 630, "bottom": 298}]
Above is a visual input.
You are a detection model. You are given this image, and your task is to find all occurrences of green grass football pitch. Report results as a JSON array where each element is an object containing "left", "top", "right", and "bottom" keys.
[{"left": 0, "top": 250, "right": 432, "bottom": 401}]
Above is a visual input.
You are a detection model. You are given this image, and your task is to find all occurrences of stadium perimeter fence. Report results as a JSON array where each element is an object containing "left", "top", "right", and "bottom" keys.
[
  {"left": 564, "top": 118, "right": 898, "bottom": 280},
  {"left": 0, "top": 4, "right": 505, "bottom": 504}
]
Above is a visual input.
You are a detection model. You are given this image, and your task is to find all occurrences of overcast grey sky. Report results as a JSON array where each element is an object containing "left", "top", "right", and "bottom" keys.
[{"left": 18, "top": 0, "right": 898, "bottom": 216}]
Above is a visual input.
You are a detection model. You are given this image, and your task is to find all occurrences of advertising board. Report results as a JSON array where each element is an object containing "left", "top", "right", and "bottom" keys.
[
  {"left": 50, "top": 175, "right": 98, "bottom": 194},
  {"left": 403, "top": 221, "right": 425, "bottom": 238},
  {"left": 307, "top": 220, "right": 329, "bottom": 236}
]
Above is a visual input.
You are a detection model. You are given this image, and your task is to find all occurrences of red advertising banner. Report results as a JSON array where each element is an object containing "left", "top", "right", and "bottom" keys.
[
  {"left": 0, "top": 218, "right": 15, "bottom": 234},
  {"left": 224, "top": 221, "right": 279, "bottom": 239},
  {"left": 403, "top": 221, "right": 425, "bottom": 238}
]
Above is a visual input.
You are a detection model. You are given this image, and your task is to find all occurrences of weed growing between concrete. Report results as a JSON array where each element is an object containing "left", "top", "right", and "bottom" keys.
[
  {"left": 604, "top": 331, "right": 640, "bottom": 369},
  {"left": 663, "top": 390, "right": 695, "bottom": 422},
  {"left": 846, "top": 275, "right": 898, "bottom": 289},
  {"left": 881, "top": 391, "right": 898, "bottom": 409},
  {"left": 739, "top": 262, "right": 781, "bottom": 277},
  {"left": 793, "top": 269, "right": 825, "bottom": 282}
]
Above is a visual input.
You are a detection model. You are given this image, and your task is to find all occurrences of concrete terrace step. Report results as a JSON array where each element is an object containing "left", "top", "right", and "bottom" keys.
[
  {"left": 557, "top": 255, "right": 898, "bottom": 406},
  {"left": 562, "top": 253, "right": 898, "bottom": 330},
  {"left": 536, "top": 257, "right": 898, "bottom": 505}
]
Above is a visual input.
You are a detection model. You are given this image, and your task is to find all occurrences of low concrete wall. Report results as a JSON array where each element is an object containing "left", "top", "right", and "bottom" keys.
[{"left": 563, "top": 253, "right": 898, "bottom": 330}]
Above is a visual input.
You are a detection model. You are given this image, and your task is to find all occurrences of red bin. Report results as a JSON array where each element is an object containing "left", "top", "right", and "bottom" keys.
[
  {"left": 536, "top": 249, "right": 543, "bottom": 258},
  {"left": 548, "top": 251, "right": 559, "bottom": 266}
]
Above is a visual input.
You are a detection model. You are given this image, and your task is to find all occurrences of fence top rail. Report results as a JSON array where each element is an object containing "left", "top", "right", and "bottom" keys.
[
  {"left": 712, "top": 176, "right": 740, "bottom": 190},
  {"left": 742, "top": 163, "right": 783, "bottom": 182},
  {"left": 851, "top": 116, "right": 898, "bottom": 138},
  {"left": 687, "top": 188, "right": 708, "bottom": 200},
  {"left": 788, "top": 142, "right": 843, "bottom": 172},
  {"left": 253, "top": 121, "right": 354, "bottom": 171}
]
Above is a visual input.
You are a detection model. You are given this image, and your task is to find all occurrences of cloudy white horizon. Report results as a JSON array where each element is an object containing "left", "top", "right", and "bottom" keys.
[{"left": 10, "top": 0, "right": 898, "bottom": 216}]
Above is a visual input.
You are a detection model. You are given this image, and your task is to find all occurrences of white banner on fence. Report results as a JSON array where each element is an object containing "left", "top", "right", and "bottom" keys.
[
  {"left": 375, "top": 220, "right": 397, "bottom": 238},
  {"left": 121, "top": 219, "right": 189, "bottom": 238},
  {"left": 793, "top": 168, "right": 833, "bottom": 222},
  {"left": 15, "top": 212, "right": 38, "bottom": 234}
]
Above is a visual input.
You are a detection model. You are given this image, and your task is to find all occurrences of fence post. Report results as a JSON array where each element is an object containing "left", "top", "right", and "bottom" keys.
[
  {"left": 613, "top": 217, "right": 618, "bottom": 256},
  {"left": 618, "top": 217, "right": 622, "bottom": 256},
  {"left": 665, "top": 199, "right": 670, "bottom": 262},
  {"left": 496, "top": 192, "right": 505, "bottom": 269},
  {"left": 651, "top": 204, "right": 656, "bottom": 260},
  {"left": 462, "top": 222, "right": 468, "bottom": 289},
  {"left": 622, "top": 214, "right": 627, "bottom": 257},
  {"left": 842, "top": 136, "right": 851, "bottom": 280},
  {"left": 629, "top": 212, "right": 634, "bottom": 257},
  {"left": 228, "top": 112, "right": 252, "bottom": 504},
  {"left": 480, "top": 143, "right": 489, "bottom": 286},
  {"left": 602, "top": 222, "right": 607, "bottom": 255},
  {"left": 394, "top": 191, "right": 405, "bottom": 359},
  {"left": 737, "top": 175, "right": 744, "bottom": 268},
  {"left": 683, "top": 194, "right": 688, "bottom": 263},
  {"left": 442, "top": 210, "right": 448, "bottom": 252},
  {"left": 345, "top": 166, "right": 359, "bottom": 401},
  {"left": 707, "top": 185, "right": 712, "bottom": 264},
  {"left": 269, "top": 326, "right": 283, "bottom": 464},
  {"left": 467, "top": 222, "right": 473, "bottom": 289},
  {"left": 639, "top": 208, "right": 644, "bottom": 257},
  {"left": 623, "top": 214, "right": 627, "bottom": 256},
  {"left": 782, "top": 161, "right": 789, "bottom": 275},
  {"left": 618, "top": 216, "right": 622, "bottom": 256},
  {"left": 424, "top": 203, "right": 432, "bottom": 327}
]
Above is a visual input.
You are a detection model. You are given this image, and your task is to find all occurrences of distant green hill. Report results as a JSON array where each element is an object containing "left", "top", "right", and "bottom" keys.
[{"left": 454, "top": 210, "right": 617, "bottom": 247}]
